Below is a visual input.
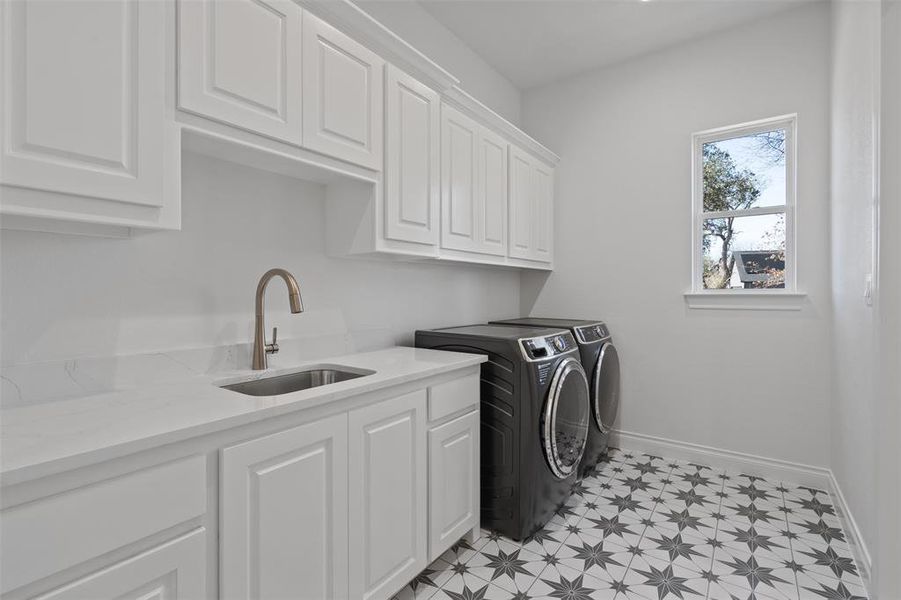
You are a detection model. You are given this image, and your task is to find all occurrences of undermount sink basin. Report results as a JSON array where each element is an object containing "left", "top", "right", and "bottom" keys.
[{"left": 221, "top": 367, "right": 375, "bottom": 396}]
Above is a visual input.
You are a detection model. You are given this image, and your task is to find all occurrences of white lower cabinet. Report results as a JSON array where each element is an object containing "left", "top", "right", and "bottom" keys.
[
  {"left": 33, "top": 529, "right": 206, "bottom": 600},
  {"left": 220, "top": 414, "right": 349, "bottom": 600},
  {"left": 3, "top": 372, "right": 478, "bottom": 600},
  {"left": 427, "top": 410, "right": 479, "bottom": 562},
  {"left": 349, "top": 390, "right": 427, "bottom": 600}
]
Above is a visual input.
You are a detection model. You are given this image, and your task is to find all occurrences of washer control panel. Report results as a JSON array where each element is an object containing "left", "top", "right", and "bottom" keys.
[
  {"left": 575, "top": 322, "right": 610, "bottom": 343},
  {"left": 520, "top": 331, "right": 577, "bottom": 361}
]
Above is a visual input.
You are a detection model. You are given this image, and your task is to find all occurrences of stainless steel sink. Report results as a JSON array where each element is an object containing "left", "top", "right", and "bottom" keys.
[{"left": 221, "top": 367, "right": 374, "bottom": 396}]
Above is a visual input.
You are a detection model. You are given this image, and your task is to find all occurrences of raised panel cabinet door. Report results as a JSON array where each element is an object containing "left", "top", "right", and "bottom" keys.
[
  {"left": 440, "top": 104, "right": 480, "bottom": 253},
  {"left": 33, "top": 528, "right": 206, "bottom": 600},
  {"left": 477, "top": 129, "right": 508, "bottom": 257},
  {"left": 428, "top": 410, "right": 479, "bottom": 562},
  {"left": 178, "top": 0, "right": 303, "bottom": 144},
  {"left": 508, "top": 146, "right": 534, "bottom": 260},
  {"left": 0, "top": 0, "right": 168, "bottom": 208},
  {"left": 384, "top": 65, "right": 440, "bottom": 247},
  {"left": 303, "top": 12, "right": 384, "bottom": 170},
  {"left": 221, "top": 414, "right": 349, "bottom": 600},
  {"left": 532, "top": 162, "right": 554, "bottom": 263},
  {"left": 349, "top": 390, "right": 427, "bottom": 600}
]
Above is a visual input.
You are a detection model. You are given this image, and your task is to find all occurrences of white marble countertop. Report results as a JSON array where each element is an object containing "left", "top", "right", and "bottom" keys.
[{"left": 0, "top": 347, "right": 485, "bottom": 485}]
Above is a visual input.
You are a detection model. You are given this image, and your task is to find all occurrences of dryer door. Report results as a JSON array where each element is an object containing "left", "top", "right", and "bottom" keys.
[
  {"left": 542, "top": 357, "right": 590, "bottom": 479},
  {"left": 592, "top": 342, "right": 621, "bottom": 434}
]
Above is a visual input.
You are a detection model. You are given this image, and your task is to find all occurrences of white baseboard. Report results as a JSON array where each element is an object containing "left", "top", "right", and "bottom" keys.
[
  {"left": 826, "top": 471, "right": 873, "bottom": 585},
  {"left": 610, "top": 428, "right": 873, "bottom": 588},
  {"left": 610, "top": 429, "right": 833, "bottom": 488}
]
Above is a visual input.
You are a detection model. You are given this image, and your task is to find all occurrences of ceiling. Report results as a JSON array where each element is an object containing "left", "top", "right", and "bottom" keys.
[{"left": 407, "top": 0, "right": 815, "bottom": 90}]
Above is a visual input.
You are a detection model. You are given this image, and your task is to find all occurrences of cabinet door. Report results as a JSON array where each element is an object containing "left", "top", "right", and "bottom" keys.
[
  {"left": 477, "top": 129, "right": 508, "bottom": 257},
  {"left": 349, "top": 391, "right": 427, "bottom": 600},
  {"left": 178, "top": 0, "right": 303, "bottom": 145},
  {"left": 428, "top": 411, "right": 479, "bottom": 562},
  {"left": 440, "top": 104, "right": 481, "bottom": 253},
  {"left": 508, "top": 146, "right": 534, "bottom": 260},
  {"left": 221, "top": 415, "right": 349, "bottom": 600},
  {"left": 303, "top": 13, "right": 383, "bottom": 170},
  {"left": 34, "top": 529, "right": 205, "bottom": 600},
  {"left": 532, "top": 161, "right": 554, "bottom": 263},
  {"left": 0, "top": 0, "right": 168, "bottom": 210},
  {"left": 384, "top": 65, "right": 440, "bottom": 247}
]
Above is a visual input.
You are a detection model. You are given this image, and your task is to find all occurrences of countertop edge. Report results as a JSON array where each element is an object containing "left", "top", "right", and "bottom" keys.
[{"left": 1, "top": 349, "right": 486, "bottom": 487}]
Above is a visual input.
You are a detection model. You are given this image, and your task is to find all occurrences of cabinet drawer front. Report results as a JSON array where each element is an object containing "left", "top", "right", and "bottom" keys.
[
  {"left": 33, "top": 528, "right": 206, "bottom": 600},
  {"left": 428, "top": 410, "right": 479, "bottom": 562},
  {"left": 0, "top": 456, "right": 206, "bottom": 594},
  {"left": 428, "top": 374, "right": 479, "bottom": 422}
]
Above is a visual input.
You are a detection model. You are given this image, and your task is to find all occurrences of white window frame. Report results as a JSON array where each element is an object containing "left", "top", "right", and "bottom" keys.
[{"left": 687, "top": 114, "right": 802, "bottom": 308}]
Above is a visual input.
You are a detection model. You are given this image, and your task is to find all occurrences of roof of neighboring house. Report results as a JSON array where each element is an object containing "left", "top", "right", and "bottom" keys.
[{"left": 733, "top": 250, "right": 785, "bottom": 283}]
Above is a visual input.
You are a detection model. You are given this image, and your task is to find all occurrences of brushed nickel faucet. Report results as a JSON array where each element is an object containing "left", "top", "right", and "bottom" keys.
[{"left": 252, "top": 268, "right": 304, "bottom": 370}]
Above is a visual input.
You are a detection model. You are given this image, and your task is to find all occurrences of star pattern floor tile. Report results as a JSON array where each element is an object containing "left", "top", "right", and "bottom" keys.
[{"left": 392, "top": 449, "right": 869, "bottom": 600}]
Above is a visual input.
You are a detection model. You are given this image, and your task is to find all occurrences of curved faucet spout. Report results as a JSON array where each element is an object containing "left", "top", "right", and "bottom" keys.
[{"left": 253, "top": 268, "right": 304, "bottom": 370}]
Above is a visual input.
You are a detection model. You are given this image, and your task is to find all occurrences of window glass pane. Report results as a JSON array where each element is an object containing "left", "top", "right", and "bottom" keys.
[
  {"left": 703, "top": 213, "right": 786, "bottom": 289},
  {"left": 703, "top": 129, "right": 786, "bottom": 211}
]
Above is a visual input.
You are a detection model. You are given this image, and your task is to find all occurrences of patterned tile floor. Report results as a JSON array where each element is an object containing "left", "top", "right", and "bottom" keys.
[{"left": 392, "top": 448, "right": 868, "bottom": 600}]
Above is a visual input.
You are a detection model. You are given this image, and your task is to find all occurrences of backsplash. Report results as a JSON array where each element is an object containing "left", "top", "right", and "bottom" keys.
[{"left": 0, "top": 153, "right": 521, "bottom": 403}]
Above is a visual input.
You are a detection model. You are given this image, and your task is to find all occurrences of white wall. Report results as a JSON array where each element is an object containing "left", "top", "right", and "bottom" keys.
[
  {"left": 875, "top": 1, "right": 901, "bottom": 596},
  {"left": 829, "top": 0, "right": 881, "bottom": 575},
  {"left": 520, "top": 4, "right": 833, "bottom": 467},
  {"left": 0, "top": 153, "right": 521, "bottom": 366},
  {"left": 353, "top": 0, "right": 522, "bottom": 125}
]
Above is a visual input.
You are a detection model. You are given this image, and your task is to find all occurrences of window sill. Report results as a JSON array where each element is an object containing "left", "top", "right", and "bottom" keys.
[{"left": 683, "top": 291, "right": 807, "bottom": 311}]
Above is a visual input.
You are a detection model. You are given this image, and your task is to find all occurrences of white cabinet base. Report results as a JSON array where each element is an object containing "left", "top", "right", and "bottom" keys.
[
  {"left": 428, "top": 410, "right": 480, "bottom": 562},
  {"left": 220, "top": 414, "right": 349, "bottom": 600},
  {"left": 349, "top": 390, "right": 427, "bottom": 600},
  {"left": 33, "top": 529, "right": 206, "bottom": 600}
]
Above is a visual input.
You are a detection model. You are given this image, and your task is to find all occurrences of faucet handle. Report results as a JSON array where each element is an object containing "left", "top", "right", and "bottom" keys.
[{"left": 265, "top": 327, "right": 280, "bottom": 355}]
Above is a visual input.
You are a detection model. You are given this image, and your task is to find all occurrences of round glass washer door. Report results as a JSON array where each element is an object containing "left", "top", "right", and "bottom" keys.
[
  {"left": 592, "top": 342, "right": 621, "bottom": 433},
  {"left": 542, "top": 357, "right": 590, "bottom": 479}
]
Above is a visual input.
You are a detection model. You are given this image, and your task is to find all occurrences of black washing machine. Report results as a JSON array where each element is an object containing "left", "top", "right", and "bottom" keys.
[
  {"left": 415, "top": 324, "right": 590, "bottom": 540},
  {"left": 491, "top": 318, "right": 620, "bottom": 477}
]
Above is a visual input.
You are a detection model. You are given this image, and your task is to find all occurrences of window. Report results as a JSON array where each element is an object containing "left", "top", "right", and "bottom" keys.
[{"left": 691, "top": 115, "right": 796, "bottom": 293}]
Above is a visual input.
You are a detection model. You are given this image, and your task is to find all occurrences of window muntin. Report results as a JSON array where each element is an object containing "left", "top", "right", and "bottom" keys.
[{"left": 692, "top": 116, "right": 796, "bottom": 292}]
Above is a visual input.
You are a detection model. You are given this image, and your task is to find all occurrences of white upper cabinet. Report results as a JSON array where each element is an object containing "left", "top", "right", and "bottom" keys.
[
  {"left": 384, "top": 65, "right": 440, "bottom": 248},
  {"left": 303, "top": 12, "right": 384, "bottom": 170},
  {"left": 509, "top": 145, "right": 554, "bottom": 264},
  {"left": 532, "top": 160, "right": 554, "bottom": 263},
  {"left": 349, "top": 390, "right": 427, "bottom": 600},
  {"left": 220, "top": 415, "right": 349, "bottom": 600},
  {"left": 477, "top": 128, "right": 508, "bottom": 256},
  {"left": 178, "top": 0, "right": 303, "bottom": 145},
  {"left": 0, "top": 0, "right": 177, "bottom": 230},
  {"left": 508, "top": 146, "right": 533, "bottom": 260},
  {"left": 440, "top": 103, "right": 507, "bottom": 257},
  {"left": 440, "top": 104, "right": 480, "bottom": 253}
]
